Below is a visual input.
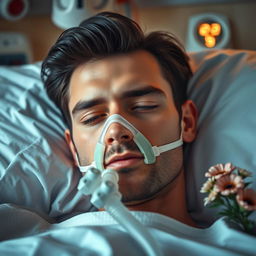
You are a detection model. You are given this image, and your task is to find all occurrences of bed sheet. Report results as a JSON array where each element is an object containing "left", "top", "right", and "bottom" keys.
[{"left": 1, "top": 204, "right": 255, "bottom": 256}]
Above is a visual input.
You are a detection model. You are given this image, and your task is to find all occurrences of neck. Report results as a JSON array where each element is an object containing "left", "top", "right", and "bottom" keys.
[{"left": 125, "top": 170, "right": 197, "bottom": 227}]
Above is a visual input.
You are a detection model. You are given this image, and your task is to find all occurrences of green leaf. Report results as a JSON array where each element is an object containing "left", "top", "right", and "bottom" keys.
[
  {"left": 218, "top": 210, "right": 230, "bottom": 216},
  {"left": 239, "top": 206, "right": 247, "bottom": 212},
  {"left": 208, "top": 202, "right": 223, "bottom": 208},
  {"left": 227, "top": 194, "right": 236, "bottom": 200}
]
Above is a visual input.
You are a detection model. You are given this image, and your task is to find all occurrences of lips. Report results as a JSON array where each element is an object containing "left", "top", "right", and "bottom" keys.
[{"left": 105, "top": 153, "right": 144, "bottom": 170}]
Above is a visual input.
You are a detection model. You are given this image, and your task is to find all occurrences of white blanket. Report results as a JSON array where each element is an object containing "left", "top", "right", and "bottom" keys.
[{"left": 0, "top": 204, "right": 255, "bottom": 256}]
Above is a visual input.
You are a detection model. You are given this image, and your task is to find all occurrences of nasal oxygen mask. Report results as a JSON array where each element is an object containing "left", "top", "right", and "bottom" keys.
[
  {"left": 77, "top": 114, "right": 183, "bottom": 172},
  {"left": 77, "top": 114, "right": 183, "bottom": 256}
]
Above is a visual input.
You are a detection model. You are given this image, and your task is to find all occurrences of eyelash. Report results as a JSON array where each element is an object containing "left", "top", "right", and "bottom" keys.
[
  {"left": 81, "top": 105, "right": 158, "bottom": 126},
  {"left": 131, "top": 104, "right": 158, "bottom": 111},
  {"left": 81, "top": 113, "right": 107, "bottom": 125}
]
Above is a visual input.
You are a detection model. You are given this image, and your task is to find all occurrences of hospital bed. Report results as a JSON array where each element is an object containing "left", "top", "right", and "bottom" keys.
[{"left": 0, "top": 49, "right": 255, "bottom": 255}]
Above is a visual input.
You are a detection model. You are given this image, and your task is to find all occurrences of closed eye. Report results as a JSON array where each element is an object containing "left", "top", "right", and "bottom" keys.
[
  {"left": 131, "top": 105, "right": 158, "bottom": 111},
  {"left": 81, "top": 113, "right": 107, "bottom": 126}
]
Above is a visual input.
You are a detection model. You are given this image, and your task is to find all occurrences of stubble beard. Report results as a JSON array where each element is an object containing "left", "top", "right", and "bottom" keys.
[
  {"left": 78, "top": 141, "right": 184, "bottom": 205},
  {"left": 119, "top": 148, "right": 183, "bottom": 204}
]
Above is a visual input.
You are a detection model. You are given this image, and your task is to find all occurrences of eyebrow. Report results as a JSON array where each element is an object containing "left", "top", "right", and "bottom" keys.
[
  {"left": 71, "top": 85, "right": 164, "bottom": 117},
  {"left": 121, "top": 85, "right": 164, "bottom": 98},
  {"left": 72, "top": 98, "right": 105, "bottom": 116}
]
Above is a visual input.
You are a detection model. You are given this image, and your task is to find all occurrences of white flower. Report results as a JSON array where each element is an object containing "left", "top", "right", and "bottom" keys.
[
  {"left": 200, "top": 178, "right": 214, "bottom": 193},
  {"left": 204, "top": 188, "right": 218, "bottom": 206}
]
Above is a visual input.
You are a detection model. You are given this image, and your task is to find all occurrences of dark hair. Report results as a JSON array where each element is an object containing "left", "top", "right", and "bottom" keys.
[{"left": 41, "top": 11, "right": 192, "bottom": 128}]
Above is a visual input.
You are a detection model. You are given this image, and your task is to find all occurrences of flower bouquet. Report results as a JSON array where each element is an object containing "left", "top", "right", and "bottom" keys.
[{"left": 201, "top": 163, "right": 256, "bottom": 235}]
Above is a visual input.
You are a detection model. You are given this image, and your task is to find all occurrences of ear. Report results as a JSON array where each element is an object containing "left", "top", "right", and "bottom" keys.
[
  {"left": 65, "top": 129, "right": 79, "bottom": 166},
  {"left": 181, "top": 100, "right": 198, "bottom": 143}
]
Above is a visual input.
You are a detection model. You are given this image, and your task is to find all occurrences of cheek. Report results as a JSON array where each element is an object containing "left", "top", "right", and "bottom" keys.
[
  {"left": 138, "top": 111, "right": 180, "bottom": 146},
  {"left": 73, "top": 127, "right": 99, "bottom": 163}
]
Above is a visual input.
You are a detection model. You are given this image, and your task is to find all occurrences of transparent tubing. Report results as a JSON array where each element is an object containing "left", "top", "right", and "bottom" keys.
[
  {"left": 89, "top": 170, "right": 163, "bottom": 256},
  {"left": 81, "top": 169, "right": 163, "bottom": 256},
  {"left": 105, "top": 196, "right": 162, "bottom": 256}
]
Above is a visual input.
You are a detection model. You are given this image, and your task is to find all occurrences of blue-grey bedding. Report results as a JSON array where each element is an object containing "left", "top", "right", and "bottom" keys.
[
  {"left": 1, "top": 205, "right": 256, "bottom": 256},
  {"left": 0, "top": 49, "right": 256, "bottom": 255}
]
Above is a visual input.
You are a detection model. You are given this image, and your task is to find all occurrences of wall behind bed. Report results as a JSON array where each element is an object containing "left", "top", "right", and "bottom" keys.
[{"left": 0, "top": 0, "right": 255, "bottom": 62}]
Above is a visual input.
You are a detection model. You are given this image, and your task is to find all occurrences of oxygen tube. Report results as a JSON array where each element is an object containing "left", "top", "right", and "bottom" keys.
[{"left": 77, "top": 114, "right": 183, "bottom": 256}]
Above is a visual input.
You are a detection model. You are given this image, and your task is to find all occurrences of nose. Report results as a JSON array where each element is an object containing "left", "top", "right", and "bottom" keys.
[{"left": 104, "top": 122, "right": 133, "bottom": 145}]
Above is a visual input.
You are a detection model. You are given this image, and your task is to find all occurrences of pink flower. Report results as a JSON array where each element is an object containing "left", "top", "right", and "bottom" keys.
[
  {"left": 205, "top": 163, "right": 235, "bottom": 179},
  {"left": 236, "top": 188, "right": 256, "bottom": 211},
  {"left": 202, "top": 163, "right": 256, "bottom": 234},
  {"left": 215, "top": 174, "right": 244, "bottom": 196}
]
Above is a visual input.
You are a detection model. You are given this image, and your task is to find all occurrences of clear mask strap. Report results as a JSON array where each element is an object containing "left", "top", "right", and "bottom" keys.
[
  {"left": 152, "top": 122, "right": 184, "bottom": 157},
  {"left": 76, "top": 153, "right": 96, "bottom": 173},
  {"left": 152, "top": 134, "right": 183, "bottom": 157}
]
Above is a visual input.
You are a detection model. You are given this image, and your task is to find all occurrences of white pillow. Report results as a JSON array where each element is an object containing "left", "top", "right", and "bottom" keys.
[
  {"left": 186, "top": 49, "right": 256, "bottom": 226},
  {"left": 0, "top": 63, "right": 92, "bottom": 220}
]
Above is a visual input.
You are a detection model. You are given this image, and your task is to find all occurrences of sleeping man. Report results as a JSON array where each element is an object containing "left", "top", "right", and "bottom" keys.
[
  {"left": 41, "top": 11, "right": 198, "bottom": 227},
  {"left": 40, "top": 12, "right": 255, "bottom": 255}
]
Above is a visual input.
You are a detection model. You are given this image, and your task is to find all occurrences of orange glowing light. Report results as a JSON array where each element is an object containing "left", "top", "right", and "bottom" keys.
[
  {"left": 211, "top": 23, "right": 221, "bottom": 36},
  {"left": 205, "top": 35, "right": 216, "bottom": 48},
  {"left": 197, "top": 21, "right": 222, "bottom": 48},
  {"left": 198, "top": 23, "right": 211, "bottom": 36}
]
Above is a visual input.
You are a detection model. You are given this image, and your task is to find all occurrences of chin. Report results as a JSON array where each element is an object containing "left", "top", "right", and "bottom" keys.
[
  {"left": 122, "top": 196, "right": 156, "bottom": 206},
  {"left": 119, "top": 184, "right": 157, "bottom": 205}
]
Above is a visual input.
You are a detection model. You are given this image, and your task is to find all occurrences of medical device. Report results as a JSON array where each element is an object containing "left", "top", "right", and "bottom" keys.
[
  {"left": 0, "top": 32, "right": 32, "bottom": 65},
  {"left": 78, "top": 114, "right": 183, "bottom": 256},
  {"left": 0, "top": 0, "right": 29, "bottom": 21},
  {"left": 78, "top": 168, "right": 163, "bottom": 256},
  {"left": 78, "top": 114, "right": 183, "bottom": 172}
]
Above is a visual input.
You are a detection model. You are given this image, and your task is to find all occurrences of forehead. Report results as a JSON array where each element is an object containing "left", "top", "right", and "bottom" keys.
[{"left": 68, "top": 50, "right": 173, "bottom": 111}]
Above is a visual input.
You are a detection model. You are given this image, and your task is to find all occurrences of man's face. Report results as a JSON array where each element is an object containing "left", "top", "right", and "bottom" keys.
[{"left": 67, "top": 50, "right": 185, "bottom": 204}]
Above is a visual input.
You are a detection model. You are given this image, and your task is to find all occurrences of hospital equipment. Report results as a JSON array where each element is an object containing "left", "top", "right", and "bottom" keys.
[
  {"left": 77, "top": 113, "right": 184, "bottom": 256},
  {"left": 0, "top": 32, "right": 32, "bottom": 65},
  {"left": 78, "top": 168, "right": 163, "bottom": 256}
]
